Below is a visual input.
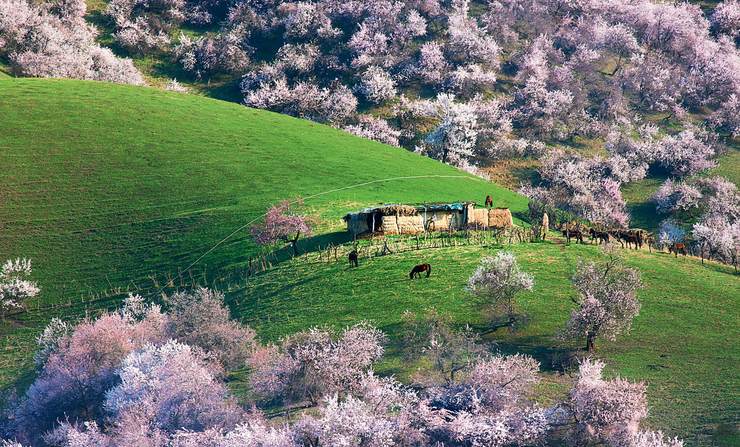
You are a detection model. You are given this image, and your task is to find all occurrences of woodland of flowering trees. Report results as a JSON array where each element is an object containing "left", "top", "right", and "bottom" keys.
[
  {"left": 652, "top": 175, "right": 740, "bottom": 263},
  {"left": 0, "top": 0, "right": 143, "bottom": 83},
  {"left": 0, "top": 249, "right": 685, "bottom": 447}
]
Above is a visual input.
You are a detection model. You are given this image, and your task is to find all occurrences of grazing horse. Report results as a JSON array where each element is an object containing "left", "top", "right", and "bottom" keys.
[
  {"left": 669, "top": 243, "right": 687, "bottom": 257},
  {"left": 409, "top": 263, "right": 432, "bottom": 279},
  {"left": 557, "top": 223, "right": 585, "bottom": 244},
  {"left": 348, "top": 250, "right": 359, "bottom": 267},
  {"left": 589, "top": 228, "right": 610, "bottom": 245},
  {"left": 484, "top": 195, "right": 493, "bottom": 208}
]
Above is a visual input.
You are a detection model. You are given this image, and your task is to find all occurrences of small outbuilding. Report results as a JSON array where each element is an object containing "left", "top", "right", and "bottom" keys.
[{"left": 343, "top": 202, "right": 513, "bottom": 237}]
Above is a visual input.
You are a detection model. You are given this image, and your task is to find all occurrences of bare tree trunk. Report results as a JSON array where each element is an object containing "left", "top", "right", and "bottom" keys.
[{"left": 586, "top": 333, "right": 596, "bottom": 352}]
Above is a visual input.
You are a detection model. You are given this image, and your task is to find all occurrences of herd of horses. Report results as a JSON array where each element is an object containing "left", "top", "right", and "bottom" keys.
[
  {"left": 556, "top": 222, "right": 688, "bottom": 256},
  {"left": 556, "top": 223, "right": 649, "bottom": 250},
  {"left": 348, "top": 249, "right": 432, "bottom": 279}
]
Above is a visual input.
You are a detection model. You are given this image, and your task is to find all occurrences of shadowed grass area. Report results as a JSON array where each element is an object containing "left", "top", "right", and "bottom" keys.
[{"left": 230, "top": 241, "right": 739, "bottom": 446}]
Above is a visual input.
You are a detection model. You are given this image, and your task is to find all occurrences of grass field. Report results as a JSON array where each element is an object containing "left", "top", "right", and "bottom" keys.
[
  {"left": 0, "top": 77, "right": 524, "bottom": 383},
  {"left": 0, "top": 78, "right": 737, "bottom": 446},
  {"left": 231, "top": 241, "right": 739, "bottom": 445},
  {"left": 0, "top": 78, "right": 526, "bottom": 302}
]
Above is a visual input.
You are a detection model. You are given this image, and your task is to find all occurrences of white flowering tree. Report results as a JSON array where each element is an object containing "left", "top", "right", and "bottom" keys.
[
  {"left": 467, "top": 252, "right": 534, "bottom": 331},
  {"left": 657, "top": 219, "right": 687, "bottom": 249},
  {"left": 356, "top": 66, "right": 396, "bottom": 104},
  {"left": 420, "top": 94, "right": 480, "bottom": 170},
  {"left": 0, "top": 258, "right": 40, "bottom": 318}
]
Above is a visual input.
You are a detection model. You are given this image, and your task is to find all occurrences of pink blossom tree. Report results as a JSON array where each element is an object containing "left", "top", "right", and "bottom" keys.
[
  {"left": 427, "top": 354, "right": 549, "bottom": 446},
  {"left": 174, "top": 30, "right": 250, "bottom": 80},
  {"left": 656, "top": 128, "right": 716, "bottom": 177},
  {"left": 711, "top": 1, "right": 740, "bottom": 40},
  {"left": 356, "top": 66, "right": 396, "bottom": 104},
  {"left": 249, "top": 323, "right": 385, "bottom": 405},
  {"left": 164, "top": 287, "right": 257, "bottom": 370},
  {"left": 692, "top": 215, "right": 740, "bottom": 266},
  {"left": 11, "top": 308, "right": 166, "bottom": 444},
  {"left": 104, "top": 340, "right": 244, "bottom": 436},
  {"left": 562, "top": 246, "right": 642, "bottom": 352},
  {"left": 0, "top": 0, "right": 143, "bottom": 84},
  {"left": 250, "top": 200, "right": 312, "bottom": 256},
  {"left": 467, "top": 252, "right": 534, "bottom": 331},
  {"left": 568, "top": 358, "right": 648, "bottom": 445},
  {"left": 418, "top": 94, "right": 480, "bottom": 170},
  {"left": 105, "top": 0, "right": 185, "bottom": 53},
  {"left": 343, "top": 115, "right": 401, "bottom": 147},
  {"left": 415, "top": 42, "right": 448, "bottom": 85},
  {"left": 652, "top": 179, "right": 703, "bottom": 215},
  {"left": 530, "top": 150, "right": 630, "bottom": 228}
]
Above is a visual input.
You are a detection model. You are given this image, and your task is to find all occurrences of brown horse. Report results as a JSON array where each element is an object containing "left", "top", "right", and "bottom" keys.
[
  {"left": 612, "top": 229, "right": 643, "bottom": 250},
  {"left": 484, "top": 195, "right": 493, "bottom": 208},
  {"left": 669, "top": 243, "right": 687, "bottom": 257},
  {"left": 348, "top": 250, "right": 359, "bottom": 267},
  {"left": 409, "top": 263, "right": 432, "bottom": 279}
]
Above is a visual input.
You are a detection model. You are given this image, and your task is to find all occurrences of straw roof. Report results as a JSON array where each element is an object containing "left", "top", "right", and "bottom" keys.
[
  {"left": 344, "top": 202, "right": 473, "bottom": 220},
  {"left": 376, "top": 204, "right": 419, "bottom": 216}
]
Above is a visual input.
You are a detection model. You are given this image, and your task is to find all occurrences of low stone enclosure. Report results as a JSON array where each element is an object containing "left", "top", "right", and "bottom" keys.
[{"left": 343, "top": 202, "right": 514, "bottom": 236}]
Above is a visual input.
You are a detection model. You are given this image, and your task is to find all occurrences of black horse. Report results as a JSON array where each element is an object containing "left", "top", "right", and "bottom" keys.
[
  {"left": 611, "top": 229, "right": 643, "bottom": 249},
  {"left": 348, "top": 250, "right": 359, "bottom": 267},
  {"left": 409, "top": 263, "right": 432, "bottom": 279},
  {"left": 589, "top": 228, "right": 610, "bottom": 245}
]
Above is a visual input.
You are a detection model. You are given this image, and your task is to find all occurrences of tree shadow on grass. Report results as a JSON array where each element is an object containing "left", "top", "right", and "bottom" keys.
[
  {"left": 259, "top": 231, "right": 354, "bottom": 266},
  {"left": 495, "top": 335, "right": 580, "bottom": 373}
]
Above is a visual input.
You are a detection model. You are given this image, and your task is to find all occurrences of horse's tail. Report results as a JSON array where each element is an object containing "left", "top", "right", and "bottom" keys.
[
  {"left": 409, "top": 269, "right": 415, "bottom": 279},
  {"left": 426, "top": 264, "right": 431, "bottom": 277}
]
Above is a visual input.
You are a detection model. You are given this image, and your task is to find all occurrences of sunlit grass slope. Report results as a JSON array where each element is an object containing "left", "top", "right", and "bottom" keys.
[{"left": 0, "top": 78, "right": 526, "bottom": 303}]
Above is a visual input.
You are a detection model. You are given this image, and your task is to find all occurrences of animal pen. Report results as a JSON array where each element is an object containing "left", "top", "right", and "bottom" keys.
[{"left": 343, "top": 202, "right": 513, "bottom": 236}]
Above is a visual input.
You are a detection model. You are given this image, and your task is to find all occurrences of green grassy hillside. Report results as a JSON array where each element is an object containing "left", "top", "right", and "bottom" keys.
[
  {"left": 0, "top": 78, "right": 526, "bottom": 303},
  {"left": 0, "top": 79, "right": 737, "bottom": 446},
  {"left": 230, "top": 243, "right": 738, "bottom": 445},
  {"left": 0, "top": 77, "right": 524, "bottom": 385}
]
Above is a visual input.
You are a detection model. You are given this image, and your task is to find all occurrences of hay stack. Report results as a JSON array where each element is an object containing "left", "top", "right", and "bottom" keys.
[
  {"left": 469, "top": 208, "right": 489, "bottom": 227},
  {"left": 488, "top": 208, "right": 513, "bottom": 229},
  {"left": 398, "top": 215, "right": 424, "bottom": 234},
  {"left": 425, "top": 211, "right": 452, "bottom": 231},
  {"left": 382, "top": 215, "right": 399, "bottom": 234}
]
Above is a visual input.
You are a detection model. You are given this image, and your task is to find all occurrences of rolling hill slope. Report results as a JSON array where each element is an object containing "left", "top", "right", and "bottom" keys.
[
  {"left": 0, "top": 78, "right": 737, "bottom": 446},
  {"left": 0, "top": 78, "right": 526, "bottom": 303}
]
